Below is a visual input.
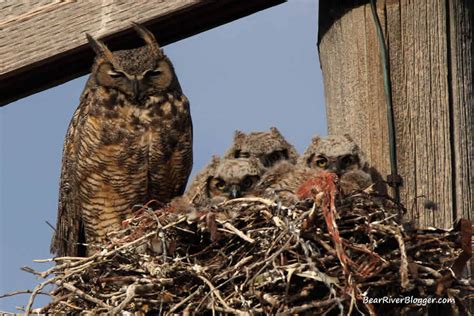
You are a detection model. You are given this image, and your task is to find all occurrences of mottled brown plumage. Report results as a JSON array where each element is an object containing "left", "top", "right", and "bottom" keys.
[
  {"left": 257, "top": 161, "right": 316, "bottom": 204},
  {"left": 185, "top": 128, "right": 297, "bottom": 207},
  {"left": 224, "top": 127, "right": 298, "bottom": 167},
  {"left": 51, "top": 24, "right": 192, "bottom": 256},
  {"left": 298, "top": 134, "right": 372, "bottom": 194},
  {"left": 183, "top": 156, "right": 221, "bottom": 206},
  {"left": 185, "top": 157, "right": 265, "bottom": 207}
]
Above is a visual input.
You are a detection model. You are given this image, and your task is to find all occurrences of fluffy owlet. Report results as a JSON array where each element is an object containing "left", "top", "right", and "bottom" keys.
[
  {"left": 183, "top": 156, "right": 221, "bottom": 206},
  {"left": 186, "top": 157, "right": 265, "bottom": 207},
  {"left": 224, "top": 127, "right": 299, "bottom": 167},
  {"left": 51, "top": 24, "right": 193, "bottom": 256},
  {"left": 256, "top": 161, "right": 316, "bottom": 205},
  {"left": 298, "top": 134, "right": 372, "bottom": 194},
  {"left": 184, "top": 127, "right": 297, "bottom": 206}
]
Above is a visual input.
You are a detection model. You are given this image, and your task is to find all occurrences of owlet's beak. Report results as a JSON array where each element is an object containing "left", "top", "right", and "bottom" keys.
[
  {"left": 229, "top": 184, "right": 241, "bottom": 199},
  {"left": 327, "top": 164, "right": 339, "bottom": 174}
]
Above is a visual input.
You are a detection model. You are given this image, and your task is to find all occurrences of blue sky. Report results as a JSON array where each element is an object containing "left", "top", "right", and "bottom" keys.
[{"left": 0, "top": 1, "right": 325, "bottom": 312}]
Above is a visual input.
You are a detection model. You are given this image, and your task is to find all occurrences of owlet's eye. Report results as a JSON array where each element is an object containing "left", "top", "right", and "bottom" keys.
[
  {"left": 340, "top": 155, "right": 353, "bottom": 168},
  {"left": 268, "top": 152, "right": 280, "bottom": 163},
  {"left": 215, "top": 180, "right": 226, "bottom": 191},
  {"left": 241, "top": 176, "right": 255, "bottom": 189},
  {"left": 316, "top": 157, "right": 328, "bottom": 168}
]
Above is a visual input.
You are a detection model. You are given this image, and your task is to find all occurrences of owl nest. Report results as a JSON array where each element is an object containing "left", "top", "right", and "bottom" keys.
[{"left": 20, "top": 174, "right": 472, "bottom": 315}]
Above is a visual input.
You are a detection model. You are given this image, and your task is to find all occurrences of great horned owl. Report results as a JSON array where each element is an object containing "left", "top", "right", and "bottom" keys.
[
  {"left": 51, "top": 23, "right": 193, "bottom": 257},
  {"left": 224, "top": 127, "right": 298, "bottom": 168},
  {"left": 298, "top": 135, "right": 372, "bottom": 194},
  {"left": 186, "top": 157, "right": 265, "bottom": 207},
  {"left": 256, "top": 161, "right": 316, "bottom": 205},
  {"left": 183, "top": 155, "right": 220, "bottom": 206}
]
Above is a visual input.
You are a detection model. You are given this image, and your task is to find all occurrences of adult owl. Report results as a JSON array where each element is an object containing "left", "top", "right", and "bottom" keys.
[
  {"left": 185, "top": 157, "right": 265, "bottom": 207},
  {"left": 51, "top": 23, "right": 193, "bottom": 256},
  {"left": 224, "top": 127, "right": 298, "bottom": 168},
  {"left": 298, "top": 134, "right": 372, "bottom": 194}
]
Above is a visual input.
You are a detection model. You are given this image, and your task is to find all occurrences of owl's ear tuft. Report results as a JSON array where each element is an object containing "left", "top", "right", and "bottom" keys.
[
  {"left": 211, "top": 155, "right": 220, "bottom": 163},
  {"left": 297, "top": 135, "right": 321, "bottom": 167},
  {"left": 131, "top": 22, "right": 163, "bottom": 58},
  {"left": 270, "top": 127, "right": 282, "bottom": 136},
  {"left": 311, "top": 135, "right": 322, "bottom": 147},
  {"left": 233, "top": 130, "right": 245, "bottom": 142},
  {"left": 209, "top": 156, "right": 221, "bottom": 169},
  {"left": 86, "top": 33, "right": 115, "bottom": 62}
]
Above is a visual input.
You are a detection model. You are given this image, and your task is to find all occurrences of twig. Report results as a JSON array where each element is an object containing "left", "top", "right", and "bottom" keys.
[
  {"left": 223, "top": 197, "right": 276, "bottom": 206},
  {"left": 33, "top": 256, "right": 85, "bottom": 263},
  {"left": 110, "top": 284, "right": 136, "bottom": 314},
  {"left": 57, "top": 301, "right": 83, "bottom": 311},
  {"left": 60, "top": 282, "right": 111, "bottom": 309},
  {"left": 276, "top": 298, "right": 339, "bottom": 316},
  {"left": 168, "top": 286, "right": 203, "bottom": 314},
  {"left": 372, "top": 224, "right": 409, "bottom": 289},
  {"left": 197, "top": 275, "right": 248, "bottom": 316},
  {"left": 221, "top": 222, "right": 255, "bottom": 244},
  {"left": 0, "top": 290, "right": 49, "bottom": 299},
  {"left": 39, "top": 230, "right": 159, "bottom": 278},
  {"left": 24, "top": 277, "right": 58, "bottom": 315}
]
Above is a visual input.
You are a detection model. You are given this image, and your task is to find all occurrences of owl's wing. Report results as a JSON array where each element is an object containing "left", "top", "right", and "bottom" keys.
[
  {"left": 50, "top": 94, "right": 90, "bottom": 257},
  {"left": 167, "top": 111, "right": 193, "bottom": 198},
  {"left": 150, "top": 97, "right": 193, "bottom": 203}
]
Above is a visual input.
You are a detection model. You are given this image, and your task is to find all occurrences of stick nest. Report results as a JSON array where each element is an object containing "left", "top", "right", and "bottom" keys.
[{"left": 21, "top": 175, "right": 473, "bottom": 315}]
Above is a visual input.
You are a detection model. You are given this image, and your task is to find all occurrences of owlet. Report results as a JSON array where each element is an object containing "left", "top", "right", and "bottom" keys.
[
  {"left": 298, "top": 134, "right": 372, "bottom": 194},
  {"left": 186, "top": 157, "right": 265, "bottom": 207}
]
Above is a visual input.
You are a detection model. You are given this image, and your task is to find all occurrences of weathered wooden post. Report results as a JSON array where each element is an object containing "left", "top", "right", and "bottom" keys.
[{"left": 318, "top": 0, "right": 473, "bottom": 229}]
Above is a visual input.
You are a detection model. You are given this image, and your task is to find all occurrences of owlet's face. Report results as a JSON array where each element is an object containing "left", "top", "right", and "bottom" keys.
[
  {"left": 87, "top": 24, "right": 178, "bottom": 102},
  {"left": 206, "top": 158, "right": 265, "bottom": 200},
  {"left": 301, "top": 135, "right": 366, "bottom": 176},
  {"left": 227, "top": 127, "right": 298, "bottom": 168}
]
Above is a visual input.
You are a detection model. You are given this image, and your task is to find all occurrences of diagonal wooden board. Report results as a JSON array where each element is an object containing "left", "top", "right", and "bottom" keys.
[{"left": 0, "top": 0, "right": 285, "bottom": 106}]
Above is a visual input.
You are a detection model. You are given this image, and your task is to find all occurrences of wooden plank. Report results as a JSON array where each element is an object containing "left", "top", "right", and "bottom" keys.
[
  {"left": 448, "top": 0, "right": 473, "bottom": 226},
  {"left": 0, "top": 0, "right": 285, "bottom": 106},
  {"left": 318, "top": 0, "right": 473, "bottom": 229}
]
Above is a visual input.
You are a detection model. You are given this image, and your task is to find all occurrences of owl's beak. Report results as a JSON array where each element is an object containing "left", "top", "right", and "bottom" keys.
[
  {"left": 327, "top": 164, "right": 339, "bottom": 174},
  {"left": 229, "top": 185, "right": 241, "bottom": 199},
  {"left": 131, "top": 79, "right": 140, "bottom": 101}
]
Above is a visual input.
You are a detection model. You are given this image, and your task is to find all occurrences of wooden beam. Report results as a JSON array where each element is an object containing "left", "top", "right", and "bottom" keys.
[
  {"left": 0, "top": 0, "right": 285, "bottom": 106},
  {"left": 318, "top": 0, "right": 473, "bottom": 229}
]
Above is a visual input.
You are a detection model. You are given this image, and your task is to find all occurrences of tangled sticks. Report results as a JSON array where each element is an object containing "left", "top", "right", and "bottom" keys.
[{"left": 13, "top": 173, "right": 473, "bottom": 315}]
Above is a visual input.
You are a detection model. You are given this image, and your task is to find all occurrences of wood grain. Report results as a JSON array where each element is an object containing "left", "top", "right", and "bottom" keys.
[
  {"left": 0, "top": 0, "right": 285, "bottom": 106},
  {"left": 318, "top": 0, "right": 473, "bottom": 229}
]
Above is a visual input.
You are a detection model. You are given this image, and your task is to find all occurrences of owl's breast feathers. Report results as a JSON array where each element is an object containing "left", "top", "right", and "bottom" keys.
[{"left": 51, "top": 88, "right": 192, "bottom": 256}]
